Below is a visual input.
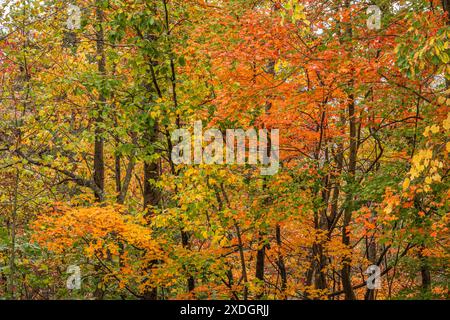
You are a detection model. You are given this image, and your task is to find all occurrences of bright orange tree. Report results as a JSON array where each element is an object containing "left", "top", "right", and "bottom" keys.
[{"left": 0, "top": 0, "right": 448, "bottom": 300}]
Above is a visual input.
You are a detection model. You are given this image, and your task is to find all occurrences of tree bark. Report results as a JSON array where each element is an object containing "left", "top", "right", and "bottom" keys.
[
  {"left": 94, "top": 2, "right": 106, "bottom": 202},
  {"left": 142, "top": 122, "right": 161, "bottom": 300},
  {"left": 341, "top": 0, "right": 357, "bottom": 300},
  {"left": 276, "top": 224, "right": 287, "bottom": 297},
  {"left": 93, "top": 2, "right": 107, "bottom": 300}
]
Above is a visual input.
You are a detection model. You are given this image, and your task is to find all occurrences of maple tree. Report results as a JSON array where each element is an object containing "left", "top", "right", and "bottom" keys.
[{"left": 0, "top": 0, "right": 448, "bottom": 300}]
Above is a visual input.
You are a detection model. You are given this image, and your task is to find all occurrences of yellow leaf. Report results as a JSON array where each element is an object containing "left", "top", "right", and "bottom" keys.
[
  {"left": 430, "top": 125, "right": 440, "bottom": 134},
  {"left": 402, "top": 178, "right": 410, "bottom": 190},
  {"left": 444, "top": 114, "right": 450, "bottom": 130},
  {"left": 432, "top": 174, "right": 441, "bottom": 182}
]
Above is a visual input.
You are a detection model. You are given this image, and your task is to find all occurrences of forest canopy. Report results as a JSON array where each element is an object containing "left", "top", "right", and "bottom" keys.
[{"left": 0, "top": 0, "right": 449, "bottom": 300}]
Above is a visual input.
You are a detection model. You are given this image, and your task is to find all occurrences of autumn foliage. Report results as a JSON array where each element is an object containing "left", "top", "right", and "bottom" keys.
[{"left": 0, "top": 0, "right": 449, "bottom": 300}]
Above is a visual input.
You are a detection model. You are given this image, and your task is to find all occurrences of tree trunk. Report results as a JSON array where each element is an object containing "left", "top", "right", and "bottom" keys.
[
  {"left": 341, "top": 0, "right": 356, "bottom": 300},
  {"left": 94, "top": 2, "right": 106, "bottom": 202},
  {"left": 419, "top": 246, "right": 431, "bottom": 293},
  {"left": 181, "top": 230, "right": 195, "bottom": 293},
  {"left": 142, "top": 123, "right": 161, "bottom": 300},
  {"left": 276, "top": 224, "right": 287, "bottom": 298},
  {"left": 93, "top": 2, "right": 106, "bottom": 300},
  {"left": 8, "top": 169, "right": 19, "bottom": 298}
]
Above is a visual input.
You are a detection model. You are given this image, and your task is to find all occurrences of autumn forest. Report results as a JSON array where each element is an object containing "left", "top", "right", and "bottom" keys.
[{"left": 0, "top": 0, "right": 449, "bottom": 301}]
